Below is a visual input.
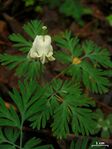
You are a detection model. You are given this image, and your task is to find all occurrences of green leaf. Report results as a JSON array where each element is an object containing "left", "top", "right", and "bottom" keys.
[
  {"left": 108, "top": 114, "right": 112, "bottom": 123},
  {"left": 55, "top": 31, "right": 111, "bottom": 94},
  {"left": 52, "top": 102, "right": 70, "bottom": 139},
  {"left": 23, "top": 138, "right": 53, "bottom": 149},
  {"left": 0, "top": 54, "right": 42, "bottom": 79},
  {"left": 51, "top": 79, "right": 81, "bottom": 97},
  {"left": 101, "top": 129, "right": 110, "bottom": 139},
  {"left": 4, "top": 128, "right": 19, "bottom": 143},
  {"left": 72, "top": 108, "right": 96, "bottom": 135},
  {"left": 82, "top": 40, "right": 112, "bottom": 68},
  {"left": 23, "top": 20, "right": 44, "bottom": 39},
  {"left": 70, "top": 138, "right": 88, "bottom": 149},
  {"left": 0, "top": 144, "right": 16, "bottom": 149},
  {"left": 0, "top": 128, "right": 19, "bottom": 149},
  {"left": 102, "top": 70, "right": 112, "bottom": 77},
  {"left": 28, "top": 83, "right": 58, "bottom": 129},
  {"left": 0, "top": 54, "right": 25, "bottom": 69},
  {"left": 51, "top": 79, "right": 96, "bottom": 138},
  {"left": 29, "top": 100, "right": 52, "bottom": 129},
  {"left": 81, "top": 62, "right": 109, "bottom": 94},
  {"left": 70, "top": 137, "right": 105, "bottom": 149},
  {"left": 9, "top": 20, "right": 44, "bottom": 53},
  {"left": 59, "top": 0, "right": 84, "bottom": 25},
  {"left": 9, "top": 33, "right": 32, "bottom": 53},
  {"left": 55, "top": 51, "right": 71, "bottom": 64},
  {"left": 23, "top": 0, "right": 35, "bottom": 7},
  {"left": 24, "top": 138, "right": 41, "bottom": 149},
  {"left": 55, "top": 31, "right": 79, "bottom": 55},
  {"left": 9, "top": 80, "right": 46, "bottom": 123},
  {"left": 68, "top": 61, "right": 110, "bottom": 94},
  {"left": 0, "top": 98, "right": 20, "bottom": 128}
]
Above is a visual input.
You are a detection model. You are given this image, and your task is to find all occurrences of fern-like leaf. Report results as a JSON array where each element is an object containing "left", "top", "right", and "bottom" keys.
[
  {"left": 0, "top": 128, "right": 19, "bottom": 149},
  {"left": 52, "top": 102, "right": 70, "bottom": 139},
  {"left": 55, "top": 31, "right": 112, "bottom": 94},
  {"left": 0, "top": 54, "right": 42, "bottom": 79},
  {"left": 23, "top": 20, "right": 44, "bottom": 39},
  {"left": 82, "top": 40, "right": 112, "bottom": 68},
  {"left": 50, "top": 79, "right": 96, "bottom": 138},
  {"left": 9, "top": 80, "right": 46, "bottom": 123},
  {"left": 23, "top": 137, "right": 53, "bottom": 149},
  {"left": 70, "top": 137, "right": 105, "bottom": 149},
  {"left": 9, "top": 33, "right": 32, "bottom": 53},
  {"left": 0, "top": 98, "right": 20, "bottom": 128},
  {"left": 9, "top": 20, "right": 44, "bottom": 53}
]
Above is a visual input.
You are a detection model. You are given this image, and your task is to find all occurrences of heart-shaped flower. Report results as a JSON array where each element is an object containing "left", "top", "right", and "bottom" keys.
[{"left": 28, "top": 34, "right": 55, "bottom": 64}]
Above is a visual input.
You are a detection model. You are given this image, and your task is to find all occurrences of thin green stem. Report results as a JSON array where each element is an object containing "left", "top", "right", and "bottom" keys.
[
  {"left": 51, "top": 64, "right": 72, "bottom": 81},
  {"left": 4, "top": 140, "right": 20, "bottom": 149},
  {"left": 20, "top": 118, "right": 24, "bottom": 149},
  {"left": 20, "top": 128, "right": 23, "bottom": 149},
  {"left": 80, "top": 55, "right": 88, "bottom": 60}
]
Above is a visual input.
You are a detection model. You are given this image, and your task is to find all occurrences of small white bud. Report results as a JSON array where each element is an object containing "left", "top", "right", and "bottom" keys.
[{"left": 42, "top": 26, "right": 47, "bottom": 30}]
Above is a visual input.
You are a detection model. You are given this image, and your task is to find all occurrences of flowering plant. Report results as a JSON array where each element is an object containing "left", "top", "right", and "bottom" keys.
[{"left": 0, "top": 20, "right": 111, "bottom": 148}]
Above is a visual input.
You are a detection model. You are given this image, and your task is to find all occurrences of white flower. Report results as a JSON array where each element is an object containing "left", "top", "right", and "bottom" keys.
[{"left": 28, "top": 35, "right": 55, "bottom": 64}]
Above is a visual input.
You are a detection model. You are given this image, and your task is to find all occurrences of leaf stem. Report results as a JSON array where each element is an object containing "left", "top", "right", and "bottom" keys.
[
  {"left": 20, "top": 119, "right": 24, "bottom": 149},
  {"left": 52, "top": 64, "right": 72, "bottom": 81},
  {"left": 4, "top": 140, "right": 20, "bottom": 149}
]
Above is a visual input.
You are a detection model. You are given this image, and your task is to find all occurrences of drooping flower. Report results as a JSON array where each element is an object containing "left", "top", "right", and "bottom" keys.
[{"left": 28, "top": 32, "right": 55, "bottom": 64}]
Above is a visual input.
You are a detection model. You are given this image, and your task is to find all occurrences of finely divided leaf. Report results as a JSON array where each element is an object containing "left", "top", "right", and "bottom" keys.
[
  {"left": 0, "top": 98, "right": 20, "bottom": 128},
  {"left": 9, "top": 33, "right": 32, "bottom": 53},
  {"left": 24, "top": 137, "right": 53, "bottom": 149},
  {"left": 9, "top": 80, "right": 46, "bottom": 123},
  {"left": 0, "top": 128, "right": 19, "bottom": 149},
  {"left": 23, "top": 20, "right": 44, "bottom": 39},
  {"left": 0, "top": 54, "right": 42, "bottom": 79}
]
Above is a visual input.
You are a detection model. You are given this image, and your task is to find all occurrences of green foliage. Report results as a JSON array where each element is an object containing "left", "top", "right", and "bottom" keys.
[
  {"left": 95, "top": 109, "right": 112, "bottom": 138},
  {"left": 45, "top": 0, "right": 92, "bottom": 26},
  {"left": 9, "top": 33, "right": 32, "bottom": 53},
  {"left": 0, "top": 19, "right": 111, "bottom": 148},
  {"left": 0, "top": 54, "right": 43, "bottom": 79},
  {"left": 27, "top": 83, "right": 53, "bottom": 129},
  {"left": 24, "top": 138, "right": 41, "bottom": 149},
  {"left": 9, "top": 20, "right": 44, "bottom": 53},
  {"left": 9, "top": 80, "right": 46, "bottom": 122},
  {"left": 0, "top": 78, "right": 96, "bottom": 140},
  {"left": 82, "top": 40, "right": 112, "bottom": 68},
  {"left": 70, "top": 137, "right": 105, "bottom": 149},
  {"left": 51, "top": 80, "right": 96, "bottom": 138},
  {"left": 59, "top": 0, "right": 85, "bottom": 26},
  {"left": 0, "top": 128, "right": 19, "bottom": 143},
  {"left": 0, "top": 128, "right": 53, "bottom": 149},
  {"left": 0, "top": 20, "right": 45, "bottom": 79},
  {"left": 23, "top": 138, "right": 53, "bottom": 149},
  {"left": 23, "top": 0, "right": 36, "bottom": 7},
  {"left": 0, "top": 98, "right": 20, "bottom": 128},
  {"left": 55, "top": 31, "right": 112, "bottom": 94},
  {"left": 29, "top": 79, "right": 96, "bottom": 138},
  {"left": 23, "top": 20, "right": 44, "bottom": 39},
  {"left": 0, "top": 80, "right": 53, "bottom": 148},
  {"left": 106, "top": 14, "right": 112, "bottom": 26},
  {"left": 22, "top": 0, "right": 92, "bottom": 26}
]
